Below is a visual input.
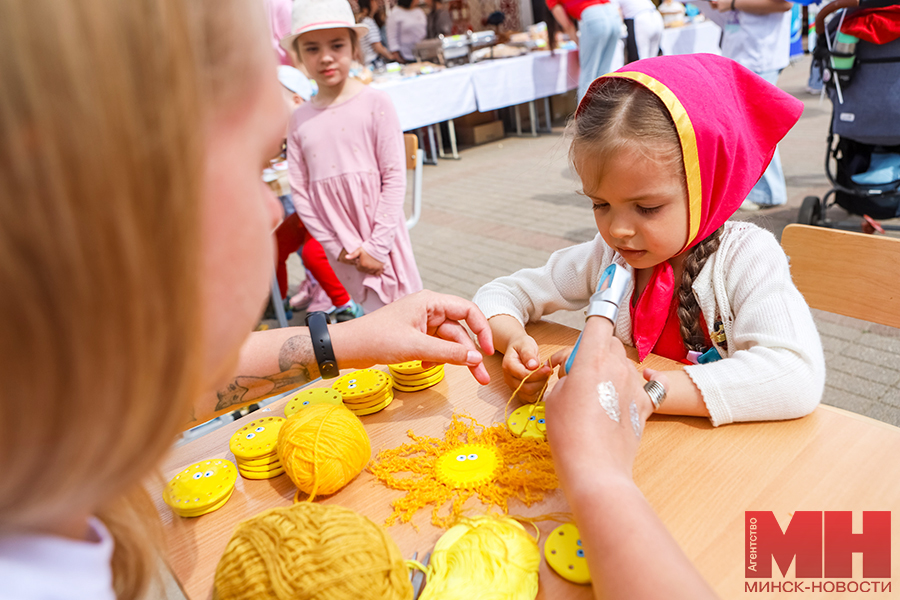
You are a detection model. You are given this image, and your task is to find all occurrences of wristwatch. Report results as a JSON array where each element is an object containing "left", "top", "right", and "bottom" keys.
[{"left": 305, "top": 311, "right": 339, "bottom": 379}]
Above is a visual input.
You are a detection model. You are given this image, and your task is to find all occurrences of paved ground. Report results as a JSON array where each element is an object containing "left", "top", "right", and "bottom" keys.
[{"left": 282, "top": 54, "right": 900, "bottom": 427}]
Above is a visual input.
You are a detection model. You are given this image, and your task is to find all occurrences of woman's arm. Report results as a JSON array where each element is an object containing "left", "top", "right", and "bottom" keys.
[
  {"left": 194, "top": 291, "right": 494, "bottom": 424},
  {"left": 546, "top": 317, "right": 719, "bottom": 600},
  {"left": 550, "top": 4, "right": 579, "bottom": 45},
  {"left": 373, "top": 40, "right": 394, "bottom": 62},
  {"left": 712, "top": 0, "right": 791, "bottom": 15}
]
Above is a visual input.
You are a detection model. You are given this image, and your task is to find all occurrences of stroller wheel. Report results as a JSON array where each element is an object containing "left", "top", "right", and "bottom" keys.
[{"left": 798, "top": 196, "right": 822, "bottom": 225}]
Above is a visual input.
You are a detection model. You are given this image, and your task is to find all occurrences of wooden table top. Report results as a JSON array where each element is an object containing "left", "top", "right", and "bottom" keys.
[{"left": 153, "top": 320, "right": 900, "bottom": 599}]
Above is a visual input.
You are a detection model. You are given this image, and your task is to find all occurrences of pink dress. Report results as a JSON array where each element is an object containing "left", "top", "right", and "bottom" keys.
[{"left": 287, "top": 86, "right": 422, "bottom": 311}]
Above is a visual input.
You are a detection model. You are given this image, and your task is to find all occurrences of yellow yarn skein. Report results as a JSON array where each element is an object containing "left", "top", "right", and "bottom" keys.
[
  {"left": 417, "top": 515, "right": 540, "bottom": 600},
  {"left": 276, "top": 404, "right": 371, "bottom": 501},
  {"left": 214, "top": 503, "right": 413, "bottom": 600}
]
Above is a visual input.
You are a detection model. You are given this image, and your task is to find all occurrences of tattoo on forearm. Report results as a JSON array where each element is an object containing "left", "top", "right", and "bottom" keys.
[
  {"left": 214, "top": 334, "right": 319, "bottom": 412},
  {"left": 278, "top": 334, "right": 318, "bottom": 375}
]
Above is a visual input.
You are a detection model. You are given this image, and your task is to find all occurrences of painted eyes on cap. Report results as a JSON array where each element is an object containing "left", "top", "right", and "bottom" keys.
[
  {"left": 192, "top": 472, "right": 203, "bottom": 480},
  {"left": 455, "top": 453, "right": 480, "bottom": 461},
  {"left": 255, "top": 426, "right": 265, "bottom": 433}
]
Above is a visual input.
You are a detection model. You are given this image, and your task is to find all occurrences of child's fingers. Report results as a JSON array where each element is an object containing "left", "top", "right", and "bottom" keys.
[
  {"left": 513, "top": 337, "right": 541, "bottom": 371},
  {"left": 503, "top": 351, "right": 548, "bottom": 381},
  {"left": 549, "top": 348, "right": 572, "bottom": 370},
  {"left": 503, "top": 369, "right": 551, "bottom": 403}
]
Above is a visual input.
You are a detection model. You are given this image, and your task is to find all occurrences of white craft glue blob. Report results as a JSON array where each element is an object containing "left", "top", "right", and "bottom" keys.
[
  {"left": 629, "top": 401, "right": 642, "bottom": 439},
  {"left": 597, "top": 381, "right": 620, "bottom": 423}
]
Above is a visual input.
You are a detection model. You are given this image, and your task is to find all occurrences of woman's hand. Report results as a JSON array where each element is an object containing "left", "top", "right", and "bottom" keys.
[
  {"left": 331, "top": 290, "right": 495, "bottom": 384},
  {"left": 545, "top": 316, "right": 655, "bottom": 487},
  {"left": 502, "top": 334, "right": 552, "bottom": 403},
  {"left": 345, "top": 246, "right": 384, "bottom": 276}
]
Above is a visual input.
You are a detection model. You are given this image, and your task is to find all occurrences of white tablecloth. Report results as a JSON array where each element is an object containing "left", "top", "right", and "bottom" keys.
[
  {"left": 660, "top": 20, "right": 722, "bottom": 56},
  {"left": 371, "top": 66, "right": 478, "bottom": 132},
  {"left": 467, "top": 49, "right": 580, "bottom": 112},
  {"left": 373, "top": 27, "right": 721, "bottom": 133},
  {"left": 372, "top": 49, "right": 579, "bottom": 131}
]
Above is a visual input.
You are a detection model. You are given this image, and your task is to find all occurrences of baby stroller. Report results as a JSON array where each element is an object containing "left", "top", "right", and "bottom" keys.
[{"left": 798, "top": 0, "right": 900, "bottom": 233}]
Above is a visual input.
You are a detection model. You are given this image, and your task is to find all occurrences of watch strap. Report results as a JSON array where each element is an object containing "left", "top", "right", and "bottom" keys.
[{"left": 305, "top": 311, "right": 339, "bottom": 379}]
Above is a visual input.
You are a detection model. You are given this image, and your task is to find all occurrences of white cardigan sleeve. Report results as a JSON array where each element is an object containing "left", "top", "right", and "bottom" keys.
[
  {"left": 472, "top": 234, "right": 616, "bottom": 326},
  {"left": 685, "top": 225, "right": 825, "bottom": 426}
]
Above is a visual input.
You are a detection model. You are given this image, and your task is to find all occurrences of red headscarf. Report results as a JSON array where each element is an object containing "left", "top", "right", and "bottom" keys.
[{"left": 576, "top": 54, "right": 804, "bottom": 360}]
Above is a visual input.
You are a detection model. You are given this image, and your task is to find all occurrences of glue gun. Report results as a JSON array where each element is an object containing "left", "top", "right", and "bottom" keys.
[{"left": 563, "top": 263, "right": 632, "bottom": 375}]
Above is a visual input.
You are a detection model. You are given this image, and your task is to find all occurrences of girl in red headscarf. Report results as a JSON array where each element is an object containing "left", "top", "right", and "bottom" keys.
[{"left": 474, "top": 54, "right": 825, "bottom": 427}]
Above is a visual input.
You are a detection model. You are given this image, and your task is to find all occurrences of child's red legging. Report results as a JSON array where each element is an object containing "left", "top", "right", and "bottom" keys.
[{"left": 274, "top": 212, "right": 351, "bottom": 307}]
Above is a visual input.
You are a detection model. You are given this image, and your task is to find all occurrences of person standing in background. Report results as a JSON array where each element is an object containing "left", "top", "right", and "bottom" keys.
[
  {"left": 546, "top": 0, "right": 624, "bottom": 100},
  {"left": 426, "top": 0, "right": 454, "bottom": 38},
  {"left": 264, "top": 0, "right": 294, "bottom": 66},
  {"left": 284, "top": 0, "right": 423, "bottom": 312},
  {"left": 386, "top": 0, "right": 428, "bottom": 62},
  {"left": 711, "top": 0, "right": 793, "bottom": 210},
  {"left": 616, "top": 0, "right": 664, "bottom": 62},
  {"left": 358, "top": 0, "right": 396, "bottom": 68}
]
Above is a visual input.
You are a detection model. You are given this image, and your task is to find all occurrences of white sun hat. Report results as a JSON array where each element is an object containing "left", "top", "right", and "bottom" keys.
[{"left": 279, "top": 0, "right": 370, "bottom": 53}]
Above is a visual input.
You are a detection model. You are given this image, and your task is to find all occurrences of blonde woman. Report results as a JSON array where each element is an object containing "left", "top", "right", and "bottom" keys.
[{"left": 0, "top": 1, "right": 492, "bottom": 598}]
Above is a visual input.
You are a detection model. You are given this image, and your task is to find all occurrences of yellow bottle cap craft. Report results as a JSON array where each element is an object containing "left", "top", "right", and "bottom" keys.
[
  {"left": 387, "top": 360, "right": 439, "bottom": 376},
  {"left": 507, "top": 403, "right": 547, "bottom": 441},
  {"left": 369, "top": 413, "right": 558, "bottom": 529},
  {"left": 332, "top": 369, "right": 394, "bottom": 415},
  {"left": 284, "top": 387, "right": 343, "bottom": 417},
  {"left": 544, "top": 523, "right": 591, "bottom": 585},
  {"left": 229, "top": 416, "right": 286, "bottom": 479},
  {"left": 163, "top": 459, "right": 237, "bottom": 518},
  {"left": 348, "top": 390, "right": 395, "bottom": 416},
  {"left": 434, "top": 443, "right": 500, "bottom": 489},
  {"left": 388, "top": 361, "right": 445, "bottom": 392}
]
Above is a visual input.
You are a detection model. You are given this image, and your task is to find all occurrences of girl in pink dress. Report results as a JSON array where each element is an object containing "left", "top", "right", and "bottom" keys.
[{"left": 283, "top": 0, "right": 422, "bottom": 313}]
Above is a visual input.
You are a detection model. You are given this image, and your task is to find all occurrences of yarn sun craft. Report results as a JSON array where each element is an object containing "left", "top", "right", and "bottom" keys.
[{"left": 368, "top": 413, "right": 558, "bottom": 528}]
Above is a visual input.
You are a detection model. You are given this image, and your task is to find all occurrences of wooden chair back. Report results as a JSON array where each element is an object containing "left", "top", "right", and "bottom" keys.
[
  {"left": 781, "top": 224, "right": 900, "bottom": 328},
  {"left": 404, "top": 134, "right": 418, "bottom": 171}
]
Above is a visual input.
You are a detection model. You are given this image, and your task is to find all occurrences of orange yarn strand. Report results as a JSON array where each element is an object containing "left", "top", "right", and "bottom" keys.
[{"left": 369, "top": 413, "right": 558, "bottom": 529}]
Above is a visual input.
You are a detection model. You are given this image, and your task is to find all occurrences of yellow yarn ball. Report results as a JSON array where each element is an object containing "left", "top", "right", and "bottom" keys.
[
  {"left": 214, "top": 503, "right": 413, "bottom": 600},
  {"left": 419, "top": 516, "right": 540, "bottom": 600},
  {"left": 276, "top": 404, "right": 371, "bottom": 500}
]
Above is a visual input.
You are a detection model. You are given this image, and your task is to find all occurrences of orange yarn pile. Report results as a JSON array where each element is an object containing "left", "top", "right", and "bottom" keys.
[{"left": 369, "top": 413, "right": 558, "bottom": 528}]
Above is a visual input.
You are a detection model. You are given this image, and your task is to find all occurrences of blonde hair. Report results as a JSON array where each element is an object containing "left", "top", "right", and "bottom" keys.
[
  {"left": 571, "top": 78, "right": 722, "bottom": 352},
  {"left": 0, "top": 0, "right": 268, "bottom": 598}
]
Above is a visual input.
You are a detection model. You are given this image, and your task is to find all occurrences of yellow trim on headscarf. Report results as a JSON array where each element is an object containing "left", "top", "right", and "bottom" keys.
[{"left": 604, "top": 71, "right": 702, "bottom": 248}]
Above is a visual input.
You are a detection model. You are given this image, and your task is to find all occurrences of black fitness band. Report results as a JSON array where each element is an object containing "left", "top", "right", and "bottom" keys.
[{"left": 305, "top": 311, "right": 339, "bottom": 379}]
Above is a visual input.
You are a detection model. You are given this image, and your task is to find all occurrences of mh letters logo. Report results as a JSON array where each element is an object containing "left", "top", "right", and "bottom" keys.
[{"left": 745, "top": 511, "right": 891, "bottom": 578}]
